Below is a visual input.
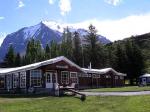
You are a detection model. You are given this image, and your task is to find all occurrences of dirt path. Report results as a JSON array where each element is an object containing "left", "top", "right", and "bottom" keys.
[{"left": 80, "top": 91, "right": 150, "bottom": 96}]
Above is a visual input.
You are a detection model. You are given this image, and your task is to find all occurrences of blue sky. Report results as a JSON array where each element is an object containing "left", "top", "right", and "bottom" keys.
[{"left": 1, "top": 0, "right": 150, "bottom": 45}]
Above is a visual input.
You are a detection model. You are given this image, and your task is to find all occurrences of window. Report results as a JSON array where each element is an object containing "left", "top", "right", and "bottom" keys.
[
  {"left": 120, "top": 76, "right": 124, "bottom": 80},
  {"left": 93, "top": 74, "right": 100, "bottom": 78},
  {"left": 88, "top": 74, "right": 92, "bottom": 77},
  {"left": 6, "top": 75, "right": 12, "bottom": 89},
  {"left": 0, "top": 75, "right": 5, "bottom": 88},
  {"left": 106, "top": 75, "right": 111, "bottom": 78},
  {"left": 82, "top": 74, "right": 89, "bottom": 77},
  {"left": 13, "top": 73, "right": 19, "bottom": 88},
  {"left": 70, "top": 72, "right": 78, "bottom": 83},
  {"left": 46, "top": 72, "right": 52, "bottom": 83},
  {"left": 61, "top": 71, "right": 69, "bottom": 84},
  {"left": 30, "top": 70, "right": 42, "bottom": 87},
  {"left": 115, "top": 76, "right": 118, "bottom": 79},
  {"left": 20, "top": 72, "right": 26, "bottom": 88}
]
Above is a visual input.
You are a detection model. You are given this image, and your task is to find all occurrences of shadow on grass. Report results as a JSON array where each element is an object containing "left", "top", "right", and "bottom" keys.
[
  {"left": 0, "top": 93, "right": 86, "bottom": 102},
  {"left": 0, "top": 93, "right": 51, "bottom": 98}
]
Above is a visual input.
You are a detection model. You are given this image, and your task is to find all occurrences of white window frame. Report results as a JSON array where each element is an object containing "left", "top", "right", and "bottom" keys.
[
  {"left": 61, "top": 71, "right": 69, "bottom": 84},
  {"left": 13, "top": 73, "right": 19, "bottom": 88},
  {"left": 30, "top": 70, "right": 42, "bottom": 87},
  {"left": 20, "top": 71, "right": 26, "bottom": 88},
  {"left": 70, "top": 72, "right": 78, "bottom": 84},
  {"left": 0, "top": 75, "right": 5, "bottom": 89}
]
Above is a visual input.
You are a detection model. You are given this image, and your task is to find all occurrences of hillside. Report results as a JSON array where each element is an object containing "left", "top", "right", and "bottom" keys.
[{"left": 115, "top": 33, "right": 150, "bottom": 73}]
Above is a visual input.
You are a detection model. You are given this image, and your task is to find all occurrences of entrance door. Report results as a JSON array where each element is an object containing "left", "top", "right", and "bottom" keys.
[
  {"left": 142, "top": 78, "right": 147, "bottom": 85},
  {"left": 45, "top": 72, "right": 53, "bottom": 88}
]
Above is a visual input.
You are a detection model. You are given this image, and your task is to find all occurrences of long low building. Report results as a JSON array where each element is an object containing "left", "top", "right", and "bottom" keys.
[
  {"left": 80, "top": 68, "right": 126, "bottom": 89},
  {"left": 0, "top": 56, "right": 126, "bottom": 94}
]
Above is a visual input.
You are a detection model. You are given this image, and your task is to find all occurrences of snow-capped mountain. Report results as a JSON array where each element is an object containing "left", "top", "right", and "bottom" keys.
[{"left": 0, "top": 21, "right": 111, "bottom": 61}]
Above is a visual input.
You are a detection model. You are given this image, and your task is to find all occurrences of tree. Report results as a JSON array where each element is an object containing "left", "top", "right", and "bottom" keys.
[
  {"left": 125, "top": 39, "right": 144, "bottom": 85},
  {"left": 25, "top": 38, "right": 44, "bottom": 64},
  {"left": 45, "top": 44, "right": 51, "bottom": 60},
  {"left": 114, "top": 43, "right": 127, "bottom": 73},
  {"left": 72, "top": 31, "right": 82, "bottom": 66},
  {"left": 14, "top": 53, "right": 21, "bottom": 67},
  {"left": 84, "top": 24, "right": 103, "bottom": 68},
  {"left": 50, "top": 40, "right": 59, "bottom": 58},
  {"left": 60, "top": 27, "right": 73, "bottom": 60},
  {"left": 4, "top": 45, "right": 15, "bottom": 67},
  {"left": 105, "top": 44, "right": 116, "bottom": 68}
]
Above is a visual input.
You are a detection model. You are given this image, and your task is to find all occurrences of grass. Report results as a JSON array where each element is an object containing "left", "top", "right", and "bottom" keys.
[
  {"left": 82, "top": 86, "right": 150, "bottom": 92},
  {"left": 0, "top": 95, "right": 150, "bottom": 112}
]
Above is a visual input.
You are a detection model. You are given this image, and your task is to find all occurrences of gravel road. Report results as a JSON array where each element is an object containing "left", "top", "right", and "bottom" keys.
[{"left": 80, "top": 91, "right": 150, "bottom": 96}]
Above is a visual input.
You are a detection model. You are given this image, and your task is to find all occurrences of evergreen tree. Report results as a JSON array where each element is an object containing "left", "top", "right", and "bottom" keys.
[
  {"left": 50, "top": 40, "right": 59, "bottom": 58},
  {"left": 35, "top": 40, "right": 44, "bottom": 61},
  {"left": 25, "top": 38, "right": 43, "bottom": 64},
  {"left": 4, "top": 45, "right": 15, "bottom": 67},
  {"left": 72, "top": 31, "right": 82, "bottom": 66},
  {"left": 114, "top": 43, "right": 127, "bottom": 73},
  {"left": 84, "top": 24, "right": 103, "bottom": 68},
  {"left": 105, "top": 44, "right": 116, "bottom": 67},
  {"left": 125, "top": 39, "right": 144, "bottom": 85},
  {"left": 61, "top": 27, "right": 73, "bottom": 60},
  {"left": 45, "top": 44, "right": 51, "bottom": 59},
  {"left": 14, "top": 53, "right": 21, "bottom": 67}
]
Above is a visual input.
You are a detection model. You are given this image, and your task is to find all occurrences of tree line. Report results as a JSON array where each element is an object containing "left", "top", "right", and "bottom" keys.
[{"left": 2, "top": 25, "right": 145, "bottom": 85}]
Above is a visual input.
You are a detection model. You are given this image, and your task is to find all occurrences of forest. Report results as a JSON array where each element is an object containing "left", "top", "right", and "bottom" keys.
[{"left": 1, "top": 25, "right": 145, "bottom": 85}]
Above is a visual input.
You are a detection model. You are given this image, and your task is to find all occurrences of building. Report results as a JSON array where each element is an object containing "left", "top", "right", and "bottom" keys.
[
  {"left": 79, "top": 68, "right": 126, "bottom": 89},
  {"left": 139, "top": 74, "right": 150, "bottom": 86},
  {"left": 0, "top": 56, "right": 126, "bottom": 94}
]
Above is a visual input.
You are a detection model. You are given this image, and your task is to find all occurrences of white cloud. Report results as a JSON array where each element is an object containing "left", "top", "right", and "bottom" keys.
[
  {"left": 49, "top": 0, "right": 56, "bottom": 5},
  {"left": 105, "top": 0, "right": 122, "bottom": 6},
  {"left": 0, "top": 16, "right": 5, "bottom": 20},
  {"left": 69, "top": 13, "right": 150, "bottom": 41},
  {"left": 59, "top": 0, "right": 71, "bottom": 16},
  {"left": 18, "top": 0, "right": 25, "bottom": 8},
  {"left": 0, "top": 33, "right": 7, "bottom": 46}
]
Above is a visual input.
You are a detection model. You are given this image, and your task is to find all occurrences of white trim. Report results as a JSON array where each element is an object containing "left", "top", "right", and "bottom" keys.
[
  {"left": 61, "top": 71, "right": 69, "bottom": 84},
  {"left": 30, "top": 70, "right": 42, "bottom": 87},
  {"left": 70, "top": 72, "right": 78, "bottom": 84},
  {"left": 0, "top": 56, "right": 85, "bottom": 75},
  {"left": 82, "top": 68, "right": 126, "bottom": 76},
  {"left": 20, "top": 71, "right": 26, "bottom": 88}
]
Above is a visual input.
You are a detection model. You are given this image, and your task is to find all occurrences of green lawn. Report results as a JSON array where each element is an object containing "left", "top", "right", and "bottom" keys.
[
  {"left": 0, "top": 95, "right": 150, "bottom": 112},
  {"left": 82, "top": 86, "right": 150, "bottom": 92}
]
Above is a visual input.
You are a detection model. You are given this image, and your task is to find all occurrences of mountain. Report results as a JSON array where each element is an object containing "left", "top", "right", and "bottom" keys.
[{"left": 0, "top": 21, "right": 111, "bottom": 61}]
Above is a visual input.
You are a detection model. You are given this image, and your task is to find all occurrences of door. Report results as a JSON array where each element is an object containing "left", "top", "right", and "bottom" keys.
[
  {"left": 142, "top": 78, "right": 147, "bottom": 85},
  {"left": 45, "top": 72, "right": 53, "bottom": 88}
]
